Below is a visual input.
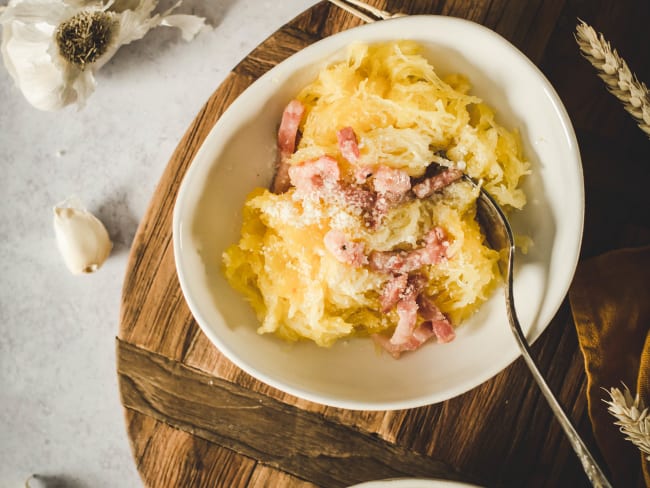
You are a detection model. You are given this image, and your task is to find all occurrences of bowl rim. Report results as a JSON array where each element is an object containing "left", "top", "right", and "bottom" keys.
[{"left": 172, "top": 14, "right": 583, "bottom": 410}]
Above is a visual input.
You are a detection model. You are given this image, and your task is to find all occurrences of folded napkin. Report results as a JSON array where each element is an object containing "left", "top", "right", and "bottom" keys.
[{"left": 569, "top": 245, "right": 650, "bottom": 487}]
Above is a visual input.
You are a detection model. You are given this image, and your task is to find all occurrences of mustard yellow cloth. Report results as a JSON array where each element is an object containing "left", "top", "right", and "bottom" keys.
[{"left": 569, "top": 245, "right": 650, "bottom": 487}]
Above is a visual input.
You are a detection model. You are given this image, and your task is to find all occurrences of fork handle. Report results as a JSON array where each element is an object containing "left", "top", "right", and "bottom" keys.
[{"left": 505, "top": 250, "right": 613, "bottom": 488}]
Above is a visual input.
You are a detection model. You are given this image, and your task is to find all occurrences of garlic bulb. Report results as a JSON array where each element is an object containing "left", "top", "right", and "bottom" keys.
[
  {"left": 0, "top": 0, "right": 206, "bottom": 111},
  {"left": 53, "top": 197, "right": 113, "bottom": 274}
]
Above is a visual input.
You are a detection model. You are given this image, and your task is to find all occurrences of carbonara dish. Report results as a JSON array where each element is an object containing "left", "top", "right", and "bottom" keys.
[{"left": 222, "top": 41, "right": 529, "bottom": 357}]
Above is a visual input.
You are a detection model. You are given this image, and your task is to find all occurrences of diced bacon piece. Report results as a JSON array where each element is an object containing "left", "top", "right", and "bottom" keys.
[
  {"left": 338, "top": 185, "right": 383, "bottom": 229},
  {"left": 373, "top": 293, "right": 454, "bottom": 358},
  {"left": 412, "top": 168, "right": 463, "bottom": 199},
  {"left": 369, "top": 252, "right": 405, "bottom": 274},
  {"left": 370, "top": 190, "right": 409, "bottom": 229},
  {"left": 272, "top": 162, "right": 292, "bottom": 194},
  {"left": 372, "top": 193, "right": 390, "bottom": 225},
  {"left": 339, "top": 185, "right": 375, "bottom": 212},
  {"left": 277, "top": 100, "right": 305, "bottom": 160},
  {"left": 374, "top": 276, "right": 446, "bottom": 357},
  {"left": 368, "top": 227, "right": 450, "bottom": 274},
  {"left": 373, "top": 166, "right": 411, "bottom": 195},
  {"left": 323, "top": 229, "right": 368, "bottom": 267},
  {"left": 389, "top": 275, "right": 425, "bottom": 345},
  {"left": 354, "top": 165, "right": 374, "bottom": 184},
  {"left": 372, "top": 323, "right": 436, "bottom": 359},
  {"left": 334, "top": 164, "right": 413, "bottom": 229},
  {"left": 372, "top": 334, "right": 400, "bottom": 358},
  {"left": 368, "top": 251, "right": 398, "bottom": 273},
  {"left": 412, "top": 321, "right": 437, "bottom": 343},
  {"left": 431, "top": 318, "right": 456, "bottom": 343},
  {"left": 337, "top": 126, "right": 360, "bottom": 163},
  {"left": 417, "top": 294, "right": 447, "bottom": 322},
  {"left": 272, "top": 100, "right": 305, "bottom": 194},
  {"left": 420, "top": 226, "right": 450, "bottom": 263},
  {"left": 289, "top": 155, "right": 340, "bottom": 194},
  {"left": 392, "top": 295, "right": 419, "bottom": 345},
  {"left": 418, "top": 295, "right": 456, "bottom": 343},
  {"left": 379, "top": 274, "right": 408, "bottom": 313}
]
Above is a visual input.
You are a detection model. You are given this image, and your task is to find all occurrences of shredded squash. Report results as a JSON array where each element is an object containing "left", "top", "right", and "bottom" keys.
[{"left": 222, "top": 41, "right": 529, "bottom": 348}]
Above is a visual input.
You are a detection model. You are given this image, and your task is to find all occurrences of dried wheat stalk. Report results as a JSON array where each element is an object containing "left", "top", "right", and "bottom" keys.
[
  {"left": 575, "top": 20, "right": 650, "bottom": 138},
  {"left": 604, "top": 385, "right": 650, "bottom": 460}
]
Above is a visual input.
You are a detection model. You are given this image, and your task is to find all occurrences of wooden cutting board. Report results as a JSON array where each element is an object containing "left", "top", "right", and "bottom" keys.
[{"left": 117, "top": 1, "right": 650, "bottom": 487}]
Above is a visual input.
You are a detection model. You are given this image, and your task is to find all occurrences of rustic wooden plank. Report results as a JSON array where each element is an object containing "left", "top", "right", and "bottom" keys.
[
  {"left": 495, "top": 308, "right": 594, "bottom": 487},
  {"left": 233, "top": 25, "right": 321, "bottom": 80},
  {"left": 439, "top": 0, "right": 491, "bottom": 21},
  {"left": 124, "top": 408, "right": 258, "bottom": 488},
  {"left": 125, "top": 407, "right": 323, "bottom": 488},
  {"left": 116, "top": 1, "right": 650, "bottom": 487},
  {"left": 247, "top": 465, "right": 319, "bottom": 488},
  {"left": 317, "top": 0, "right": 372, "bottom": 37},
  {"left": 117, "top": 338, "right": 475, "bottom": 488},
  {"left": 517, "top": 0, "right": 566, "bottom": 64}
]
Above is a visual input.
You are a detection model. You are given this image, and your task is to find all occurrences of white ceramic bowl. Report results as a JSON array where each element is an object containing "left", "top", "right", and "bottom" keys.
[{"left": 173, "top": 15, "right": 582, "bottom": 410}]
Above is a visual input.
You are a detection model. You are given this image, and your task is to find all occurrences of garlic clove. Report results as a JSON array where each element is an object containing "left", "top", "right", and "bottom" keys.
[{"left": 53, "top": 197, "right": 112, "bottom": 274}]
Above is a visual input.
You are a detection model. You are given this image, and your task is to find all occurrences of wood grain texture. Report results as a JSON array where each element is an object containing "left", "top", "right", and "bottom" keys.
[
  {"left": 118, "top": 339, "right": 471, "bottom": 487},
  {"left": 117, "top": 0, "right": 650, "bottom": 487},
  {"left": 125, "top": 408, "right": 258, "bottom": 487}
]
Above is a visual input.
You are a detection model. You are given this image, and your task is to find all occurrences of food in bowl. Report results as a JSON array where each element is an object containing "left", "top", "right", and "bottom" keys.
[{"left": 222, "top": 41, "right": 529, "bottom": 358}]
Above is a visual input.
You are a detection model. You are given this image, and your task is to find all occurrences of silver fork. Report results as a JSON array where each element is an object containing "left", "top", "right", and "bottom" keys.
[
  {"left": 327, "top": 0, "right": 406, "bottom": 22},
  {"left": 465, "top": 175, "right": 613, "bottom": 488},
  {"left": 325, "top": 2, "right": 613, "bottom": 483}
]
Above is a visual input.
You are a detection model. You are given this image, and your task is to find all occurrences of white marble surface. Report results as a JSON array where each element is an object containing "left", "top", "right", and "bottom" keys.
[{"left": 0, "top": 1, "right": 317, "bottom": 486}]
